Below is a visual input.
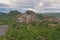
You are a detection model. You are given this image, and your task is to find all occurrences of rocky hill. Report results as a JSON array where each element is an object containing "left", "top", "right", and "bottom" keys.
[{"left": 16, "top": 10, "right": 40, "bottom": 24}]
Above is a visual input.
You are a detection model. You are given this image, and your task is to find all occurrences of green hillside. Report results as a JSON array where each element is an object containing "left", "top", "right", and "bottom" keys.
[
  {"left": 0, "top": 11, "right": 60, "bottom": 40},
  {"left": 42, "top": 13, "right": 60, "bottom": 18}
]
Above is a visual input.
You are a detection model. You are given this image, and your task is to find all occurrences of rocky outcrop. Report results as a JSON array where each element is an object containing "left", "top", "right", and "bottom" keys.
[{"left": 16, "top": 10, "right": 40, "bottom": 24}]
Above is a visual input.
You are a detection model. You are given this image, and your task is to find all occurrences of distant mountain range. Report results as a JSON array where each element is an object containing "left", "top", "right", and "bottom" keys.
[
  {"left": 0, "top": 12, "right": 6, "bottom": 15},
  {"left": 0, "top": 10, "right": 60, "bottom": 19},
  {"left": 0, "top": 12, "right": 7, "bottom": 19}
]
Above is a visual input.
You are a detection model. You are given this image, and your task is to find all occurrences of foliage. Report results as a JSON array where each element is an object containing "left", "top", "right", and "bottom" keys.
[
  {"left": 36, "top": 14, "right": 44, "bottom": 20},
  {"left": 1, "top": 22, "right": 60, "bottom": 40},
  {"left": 0, "top": 10, "right": 60, "bottom": 40},
  {"left": 25, "top": 10, "right": 35, "bottom": 15}
]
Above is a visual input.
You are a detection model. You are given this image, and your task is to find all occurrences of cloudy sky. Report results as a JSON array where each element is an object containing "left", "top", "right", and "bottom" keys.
[{"left": 0, "top": 0, "right": 60, "bottom": 13}]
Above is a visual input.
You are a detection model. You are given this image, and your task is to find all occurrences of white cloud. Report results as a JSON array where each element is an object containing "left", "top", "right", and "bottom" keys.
[
  {"left": 0, "top": 0, "right": 60, "bottom": 13},
  {"left": 0, "top": 0, "right": 13, "bottom": 5},
  {"left": 0, "top": 0, "right": 17, "bottom": 8},
  {"left": 25, "top": 8, "right": 36, "bottom": 12}
]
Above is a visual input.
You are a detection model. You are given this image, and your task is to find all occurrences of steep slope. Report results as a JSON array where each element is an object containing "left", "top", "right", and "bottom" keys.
[
  {"left": 5, "top": 10, "right": 22, "bottom": 19},
  {"left": 16, "top": 10, "right": 40, "bottom": 24}
]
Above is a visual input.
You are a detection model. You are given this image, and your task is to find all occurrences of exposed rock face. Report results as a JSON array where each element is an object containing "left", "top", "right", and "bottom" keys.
[
  {"left": 48, "top": 24, "right": 55, "bottom": 28},
  {"left": 44, "top": 16, "right": 55, "bottom": 22},
  {"left": 16, "top": 10, "right": 40, "bottom": 24},
  {"left": 0, "top": 25, "right": 9, "bottom": 36}
]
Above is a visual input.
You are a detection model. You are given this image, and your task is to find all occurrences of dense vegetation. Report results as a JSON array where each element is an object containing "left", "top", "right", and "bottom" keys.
[
  {"left": 0, "top": 10, "right": 60, "bottom": 40},
  {"left": 43, "top": 13, "right": 60, "bottom": 18}
]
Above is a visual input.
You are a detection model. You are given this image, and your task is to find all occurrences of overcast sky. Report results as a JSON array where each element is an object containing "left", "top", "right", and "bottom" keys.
[{"left": 0, "top": 0, "right": 60, "bottom": 13}]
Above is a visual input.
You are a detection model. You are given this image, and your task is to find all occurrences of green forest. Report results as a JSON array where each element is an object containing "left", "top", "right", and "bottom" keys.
[{"left": 0, "top": 10, "right": 60, "bottom": 40}]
